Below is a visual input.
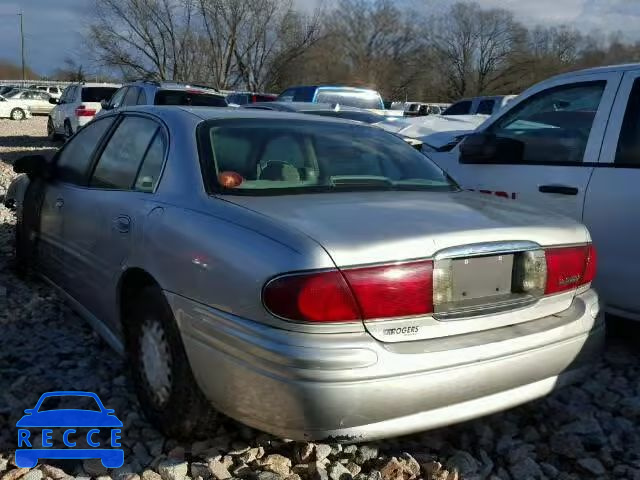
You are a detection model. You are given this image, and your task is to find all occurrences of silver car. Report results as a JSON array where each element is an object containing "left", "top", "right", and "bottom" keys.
[{"left": 8, "top": 106, "right": 604, "bottom": 441}]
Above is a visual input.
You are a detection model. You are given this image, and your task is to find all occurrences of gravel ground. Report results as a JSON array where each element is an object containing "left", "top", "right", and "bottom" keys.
[{"left": 0, "top": 117, "right": 639, "bottom": 480}]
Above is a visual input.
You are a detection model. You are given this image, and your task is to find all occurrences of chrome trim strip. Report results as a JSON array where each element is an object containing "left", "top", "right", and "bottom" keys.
[{"left": 434, "top": 240, "right": 541, "bottom": 260}]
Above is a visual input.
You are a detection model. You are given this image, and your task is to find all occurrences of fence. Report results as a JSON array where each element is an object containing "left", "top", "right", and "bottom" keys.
[{"left": 0, "top": 79, "right": 73, "bottom": 88}]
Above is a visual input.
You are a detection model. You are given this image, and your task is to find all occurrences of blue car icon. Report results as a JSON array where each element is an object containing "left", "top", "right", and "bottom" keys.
[{"left": 16, "top": 391, "right": 124, "bottom": 469}]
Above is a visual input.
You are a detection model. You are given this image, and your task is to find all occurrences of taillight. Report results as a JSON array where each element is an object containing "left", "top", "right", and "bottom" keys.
[
  {"left": 75, "top": 106, "right": 96, "bottom": 117},
  {"left": 545, "top": 244, "right": 596, "bottom": 295},
  {"left": 263, "top": 260, "right": 434, "bottom": 323},
  {"left": 263, "top": 270, "right": 360, "bottom": 322}
]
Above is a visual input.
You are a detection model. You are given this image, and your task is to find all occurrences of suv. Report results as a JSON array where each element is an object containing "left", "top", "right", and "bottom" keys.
[
  {"left": 97, "top": 80, "right": 228, "bottom": 117},
  {"left": 442, "top": 95, "right": 517, "bottom": 116},
  {"left": 278, "top": 85, "right": 385, "bottom": 111},
  {"left": 48, "top": 83, "right": 121, "bottom": 140}
]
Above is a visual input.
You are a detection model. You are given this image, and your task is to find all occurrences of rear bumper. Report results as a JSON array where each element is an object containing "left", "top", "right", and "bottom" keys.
[{"left": 170, "top": 289, "right": 604, "bottom": 441}]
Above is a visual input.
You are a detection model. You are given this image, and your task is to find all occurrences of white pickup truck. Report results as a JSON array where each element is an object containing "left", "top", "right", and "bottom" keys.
[{"left": 430, "top": 63, "right": 640, "bottom": 321}]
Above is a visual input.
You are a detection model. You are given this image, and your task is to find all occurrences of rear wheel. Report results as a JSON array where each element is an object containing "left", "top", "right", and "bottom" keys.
[
  {"left": 10, "top": 108, "right": 25, "bottom": 121},
  {"left": 47, "top": 117, "right": 61, "bottom": 141},
  {"left": 64, "top": 120, "right": 73, "bottom": 139},
  {"left": 124, "top": 286, "right": 217, "bottom": 438}
]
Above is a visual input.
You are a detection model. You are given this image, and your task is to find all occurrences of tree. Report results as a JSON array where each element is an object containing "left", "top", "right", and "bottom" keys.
[
  {"left": 87, "top": 0, "right": 196, "bottom": 81},
  {"left": 430, "top": 2, "right": 523, "bottom": 99}
]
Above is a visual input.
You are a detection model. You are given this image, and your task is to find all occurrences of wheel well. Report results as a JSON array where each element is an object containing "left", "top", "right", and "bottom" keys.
[{"left": 118, "top": 268, "right": 159, "bottom": 328}]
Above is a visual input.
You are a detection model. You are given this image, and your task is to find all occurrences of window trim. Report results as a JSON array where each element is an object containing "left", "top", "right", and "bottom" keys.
[{"left": 86, "top": 112, "right": 170, "bottom": 194}]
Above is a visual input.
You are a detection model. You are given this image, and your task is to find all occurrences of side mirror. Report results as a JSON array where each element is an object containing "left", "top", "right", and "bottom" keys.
[
  {"left": 48, "top": 97, "right": 59, "bottom": 105},
  {"left": 101, "top": 100, "right": 112, "bottom": 110},
  {"left": 24, "top": 409, "right": 34, "bottom": 415},
  {"left": 13, "top": 154, "right": 49, "bottom": 178},
  {"left": 459, "top": 132, "right": 523, "bottom": 164}
]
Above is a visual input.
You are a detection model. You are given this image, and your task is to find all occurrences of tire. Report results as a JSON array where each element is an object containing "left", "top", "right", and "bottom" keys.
[
  {"left": 64, "top": 120, "right": 73, "bottom": 139},
  {"left": 124, "top": 285, "right": 217, "bottom": 438},
  {"left": 10, "top": 108, "right": 25, "bottom": 121},
  {"left": 47, "top": 117, "right": 61, "bottom": 141}
]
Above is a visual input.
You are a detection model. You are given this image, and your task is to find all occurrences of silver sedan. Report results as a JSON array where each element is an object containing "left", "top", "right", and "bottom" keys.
[{"left": 8, "top": 106, "right": 604, "bottom": 441}]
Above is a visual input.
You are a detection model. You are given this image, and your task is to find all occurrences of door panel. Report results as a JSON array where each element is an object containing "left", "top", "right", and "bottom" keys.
[
  {"left": 445, "top": 71, "right": 622, "bottom": 220},
  {"left": 37, "top": 182, "right": 67, "bottom": 286},
  {"left": 583, "top": 70, "right": 640, "bottom": 316}
]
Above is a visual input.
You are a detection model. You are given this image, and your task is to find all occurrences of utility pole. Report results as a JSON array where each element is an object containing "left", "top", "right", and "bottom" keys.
[{"left": 18, "top": 13, "right": 25, "bottom": 81}]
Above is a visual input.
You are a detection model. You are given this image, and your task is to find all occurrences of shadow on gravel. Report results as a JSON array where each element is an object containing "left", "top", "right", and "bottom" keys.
[{"left": 0, "top": 133, "right": 59, "bottom": 165}]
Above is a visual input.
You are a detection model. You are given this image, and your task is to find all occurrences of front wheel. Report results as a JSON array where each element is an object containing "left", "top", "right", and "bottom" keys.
[
  {"left": 10, "top": 108, "right": 25, "bottom": 121},
  {"left": 124, "top": 286, "right": 217, "bottom": 438}
]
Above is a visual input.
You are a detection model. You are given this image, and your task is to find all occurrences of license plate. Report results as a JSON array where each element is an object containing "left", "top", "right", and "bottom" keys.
[{"left": 450, "top": 254, "right": 514, "bottom": 302}]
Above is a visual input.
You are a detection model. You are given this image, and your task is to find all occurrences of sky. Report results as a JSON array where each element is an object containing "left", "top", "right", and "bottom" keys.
[{"left": 1, "top": 0, "right": 640, "bottom": 78}]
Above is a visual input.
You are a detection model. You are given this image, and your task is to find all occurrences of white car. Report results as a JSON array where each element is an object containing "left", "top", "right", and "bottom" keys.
[
  {"left": 0, "top": 94, "right": 32, "bottom": 120},
  {"left": 5, "top": 90, "right": 55, "bottom": 115},
  {"left": 48, "top": 82, "right": 120, "bottom": 139},
  {"left": 377, "top": 113, "right": 488, "bottom": 139},
  {"left": 431, "top": 63, "right": 640, "bottom": 321},
  {"left": 30, "top": 85, "right": 64, "bottom": 99}
]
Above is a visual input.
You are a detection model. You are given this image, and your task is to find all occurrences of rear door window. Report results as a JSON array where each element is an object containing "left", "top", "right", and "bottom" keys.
[
  {"left": 135, "top": 132, "right": 167, "bottom": 192},
  {"left": 154, "top": 90, "right": 227, "bottom": 107},
  {"left": 90, "top": 116, "right": 159, "bottom": 189},
  {"left": 615, "top": 78, "right": 640, "bottom": 166},
  {"left": 108, "top": 87, "right": 128, "bottom": 108},
  {"left": 137, "top": 88, "right": 147, "bottom": 105},
  {"left": 81, "top": 87, "right": 118, "bottom": 102}
]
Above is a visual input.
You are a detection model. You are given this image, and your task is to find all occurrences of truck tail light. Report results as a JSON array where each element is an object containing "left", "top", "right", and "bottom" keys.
[
  {"left": 75, "top": 105, "right": 96, "bottom": 117},
  {"left": 545, "top": 244, "right": 596, "bottom": 295},
  {"left": 263, "top": 261, "right": 434, "bottom": 323}
]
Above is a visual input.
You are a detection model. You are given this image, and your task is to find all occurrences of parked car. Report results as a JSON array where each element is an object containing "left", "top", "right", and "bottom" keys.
[
  {"left": 430, "top": 63, "right": 640, "bottom": 322},
  {"left": 0, "top": 85, "right": 20, "bottom": 96},
  {"left": 0, "top": 94, "right": 32, "bottom": 120},
  {"left": 243, "top": 101, "right": 386, "bottom": 124},
  {"left": 30, "top": 85, "right": 64, "bottom": 99},
  {"left": 6, "top": 106, "right": 603, "bottom": 441},
  {"left": 226, "top": 92, "right": 277, "bottom": 106},
  {"left": 5, "top": 89, "right": 55, "bottom": 115},
  {"left": 278, "top": 85, "right": 385, "bottom": 110},
  {"left": 96, "top": 80, "right": 227, "bottom": 119},
  {"left": 377, "top": 113, "right": 488, "bottom": 140},
  {"left": 442, "top": 95, "right": 517, "bottom": 116},
  {"left": 404, "top": 102, "right": 449, "bottom": 117},
  {"left": 48, "top": 83, "right": 120, "bottom": 140}
]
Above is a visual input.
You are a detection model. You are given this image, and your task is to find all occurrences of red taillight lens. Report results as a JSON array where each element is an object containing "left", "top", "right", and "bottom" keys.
[
  {"left": 75, "top": 106, "right": 96, "bottom": 117},
  {"left": 545, "top": 244, "right": 596, "bottom": 295},
  {"left": 263, "top": 270, "right": 360, "bottom": 322},
  {"left": 263, "top": 260, "right": 434, "bottom": 323},
  {"left": 343, "top": 261, "right": 433, "bottom": 319}
]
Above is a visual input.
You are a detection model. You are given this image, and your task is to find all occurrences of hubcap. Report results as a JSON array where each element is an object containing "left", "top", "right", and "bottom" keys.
[
  {"left": 139, "top": 318, "right": 172, "bottom": 406},
  {"left": 12, "top": 110, "right": 23, "bottom": 120}
]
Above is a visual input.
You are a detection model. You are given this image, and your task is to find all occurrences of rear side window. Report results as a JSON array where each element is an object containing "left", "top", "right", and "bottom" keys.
[
  {"left": 135, "top": 132, "right": 166, "bottom": 192},
  {"left": 615, "top": 78, "right": 640, "bottom": 166},
  {"left": 487, "top": 81, "right": 606, "bottom": 164},
  {"left": 50, "top": 87, "right": 59, "bottom": 94},
  {"left": 81, "top": 87, "right": 118, "bottom": 102},
  {"left": 56, "top": 117, "right": 115, "bottom": 185},
  {"left": 154, "top": 90, "right": 227, "bottom": 107},
  {"left": 476, "top": 100, "right": 495, "bottom": 115},
  {"left": 442, "top": 101, "right": 472, "bottom": 115},
  {"left": 90, "top": 116, "right": 159, "bottom": 189},
  {"left": 137, "top": 89, "right": 147, "bottom": 105},
  {"left": 108, "top": 87, "right": 128, "bottom": 108}
]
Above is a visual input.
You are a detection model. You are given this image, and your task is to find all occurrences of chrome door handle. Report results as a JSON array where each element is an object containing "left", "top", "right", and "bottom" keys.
[
  {"left": 113, "top": 215, "right": 131, "bottom": 233},
  {"left": 55, "top": 198, "right": 64, "bottom": 208}
]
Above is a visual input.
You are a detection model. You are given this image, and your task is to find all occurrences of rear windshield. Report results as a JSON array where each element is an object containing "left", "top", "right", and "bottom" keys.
[
  {"left": 314, "top": 89, "right": 384, "bottom": 110},
  {"left": 199, "top": 119, "right": 456, "bottom": 194},
  {"left": 81, "top": 87, "right": 118, "bottom": 102},
  {"left": 155, "top": 90, "right": 228, "bottom": 107}
]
